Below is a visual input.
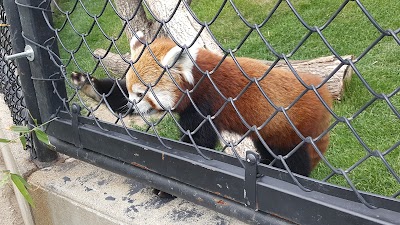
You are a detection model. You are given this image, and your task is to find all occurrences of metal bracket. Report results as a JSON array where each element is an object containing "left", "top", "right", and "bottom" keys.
[
  {"left": 5, "top": 45, "right": 35, "bottom": 61},
  {"left": 71, "top": 104, "right": 82, "bottom": 148},
  {"left": 244, "top": 151, "right": 260, "bottom": 210}
]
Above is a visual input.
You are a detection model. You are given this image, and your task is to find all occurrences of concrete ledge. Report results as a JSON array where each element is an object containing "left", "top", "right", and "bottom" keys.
[{"left": 28, "top": 158, "right": 246, "bottom": 225}]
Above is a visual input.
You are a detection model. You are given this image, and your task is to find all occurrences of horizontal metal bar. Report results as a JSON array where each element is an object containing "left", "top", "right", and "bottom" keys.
[
  {"left": 49, "top": 137, "right": 289, "bottom": 225},
  {"left": 46, "top": 112, "right": 400, "bottom": 225},
  {"left": 54, "top": 111, "right": 400, "bottom": 209},
  {"left": 258, "top": 165, "right": 400, "bottom": 212},
  {"left": 256, "top": 176, "right": 399, "bottom": 225}
]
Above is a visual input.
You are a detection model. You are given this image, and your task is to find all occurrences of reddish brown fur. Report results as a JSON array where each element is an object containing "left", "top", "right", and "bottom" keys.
[
  {"left": 127, "top": 38, "right": 332, "bottom": 170},
  {"left": 188, "top": 50, "right": 331, "bottom": 169}
]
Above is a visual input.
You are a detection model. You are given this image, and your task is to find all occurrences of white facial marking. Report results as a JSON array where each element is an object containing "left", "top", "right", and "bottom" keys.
[
  {"left": 129, "top": 84, "right": 176, "bottom": 113},
  {"left": 148, "top": 90, "right": 175, "bottom": 110},
  {"left": 129, "top": 84, "right": 150, "bottom": 113},
  {"left": 161, "top": 45, "right": 198, "bottom": 85}
]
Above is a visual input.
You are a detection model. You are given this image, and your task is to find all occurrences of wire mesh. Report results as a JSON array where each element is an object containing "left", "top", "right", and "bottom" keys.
[
  {"left": 0, "top": 3, "right": 28, "bottom": 126},
  {"left": 0, "top": 2, "right": 35, "bottom": 155},
  {"left": 9, "top": 0, "right": 400, "bottom": 212}
]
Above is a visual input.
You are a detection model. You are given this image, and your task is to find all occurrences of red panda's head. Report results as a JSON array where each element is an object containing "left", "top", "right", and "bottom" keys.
[{"left": 126, "top": 32, "right": 199, "bottom": 114}]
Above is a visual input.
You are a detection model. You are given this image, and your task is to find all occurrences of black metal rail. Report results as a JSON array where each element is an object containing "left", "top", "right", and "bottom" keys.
[{"left": 43, "top": 110, "right": 400, "bottom": 225}]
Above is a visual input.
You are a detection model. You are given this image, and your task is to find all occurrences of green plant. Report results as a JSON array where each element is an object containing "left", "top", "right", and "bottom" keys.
[
  {"left": 0, "top": 170, "right": 33, "bottom": 207},
  {"left": 0, "top": 115, "right": 56, "bottom": 207}
]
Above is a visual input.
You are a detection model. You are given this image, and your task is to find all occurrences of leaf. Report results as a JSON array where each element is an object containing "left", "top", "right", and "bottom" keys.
[
  {"left": 20, "top": 136, "right": 27, "bottom": 149},
  {"left": 10, "top": 173, "right": 34, "bottom": 207},
  {"left": 0, "top": 138, "right": 13, "bottom": 143},
  {"left": 34, "top": 129, "right": 53, "bottom": 147},
  {"left": 11, "top": 173, "right": 30, "bottom": 188},
  {"left": 8, "top": 125, "right": 29, "bottom": 133}
]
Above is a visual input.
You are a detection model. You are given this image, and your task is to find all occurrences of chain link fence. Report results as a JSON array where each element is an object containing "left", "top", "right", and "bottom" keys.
[
  {"left": 0, "top": 1, "right": 35, "bottom": 155},
  {"left": 2, "top": 0, "right": 399, "bottom": 224},
  {"left": 0, "top": 3, "right": 27, "bottom": 126}
]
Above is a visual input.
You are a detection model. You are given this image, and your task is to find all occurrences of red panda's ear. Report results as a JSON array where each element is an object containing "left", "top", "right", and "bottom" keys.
[
  {"left": 161, "top": 45, "right": 198, "bottom": 85},
  {"left": 130, "top": 31, "right": 145, "bottom": 54}
]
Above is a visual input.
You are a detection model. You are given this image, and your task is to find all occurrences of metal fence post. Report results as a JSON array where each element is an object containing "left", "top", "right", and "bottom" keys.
[
  {"left": 13, "top": 0, "right": 67, "bottom": 162},
  {"left": 2, "top": 0, "right": 53, "bottom": 162}
]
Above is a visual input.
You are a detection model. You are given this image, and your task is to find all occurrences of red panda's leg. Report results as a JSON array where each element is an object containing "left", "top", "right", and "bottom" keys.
[
  {"left": 253, "top": 141, "right": 312, "bottom": 177},
  {"left": 309, "top": 134, "right": 330, "bottom": 170},
  {"left": 178, "top": 104, "right": 219, "bottom": 149},
  {"left": 155, "top": 103, "right": 219, "bottom": 199},
  {"left": 71, "top": 73, "right": 129, "bottom": 114}
]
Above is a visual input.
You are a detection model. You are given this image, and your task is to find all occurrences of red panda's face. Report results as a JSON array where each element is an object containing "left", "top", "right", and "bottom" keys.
[{"left": 126, "top": 32, "right": 198, "bottom": 114}]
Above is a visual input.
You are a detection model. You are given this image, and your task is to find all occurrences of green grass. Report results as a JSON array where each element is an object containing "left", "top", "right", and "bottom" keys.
[
  {"left": 130, "top": 113, "right": 182, "bottom": 140},
  {"left": 53, "top": 0, "right": 130, "bottom": 113},
  {"left": 53, "top": 0, "right": 399, "bottom": 197},
  {"left": 53, "top": 0, "right": 129, "bottom": 74}
]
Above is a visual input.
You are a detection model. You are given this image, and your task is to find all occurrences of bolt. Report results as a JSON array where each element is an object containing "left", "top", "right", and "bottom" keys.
[{"left": 5, "top": 45, "right": 34, "bottom": 61}]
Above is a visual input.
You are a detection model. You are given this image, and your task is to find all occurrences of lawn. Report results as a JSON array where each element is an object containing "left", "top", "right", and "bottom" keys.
[{"left": 52, "top": 0, "right": 399, "bottom": 197}]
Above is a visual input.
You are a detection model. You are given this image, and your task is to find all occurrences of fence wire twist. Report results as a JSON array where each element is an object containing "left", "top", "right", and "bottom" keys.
[{"left": 3, "top": 0, "right": 400, "bottom": 212}]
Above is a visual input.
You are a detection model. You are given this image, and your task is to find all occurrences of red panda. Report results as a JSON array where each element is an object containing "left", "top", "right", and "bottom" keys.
[{"left": 125, "top": 32, "right": 332, "bottom": 176}]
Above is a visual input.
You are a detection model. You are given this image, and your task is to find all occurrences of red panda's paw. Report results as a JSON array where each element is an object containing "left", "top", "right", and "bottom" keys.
[{"left": 71, "top": 71, "right": 88, "bottom": 88}]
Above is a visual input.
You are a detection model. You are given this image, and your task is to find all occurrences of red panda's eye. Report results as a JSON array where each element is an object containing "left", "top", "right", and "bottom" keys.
[{"left": 136, "top": 93, "right": 143, "bottom": 98}]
